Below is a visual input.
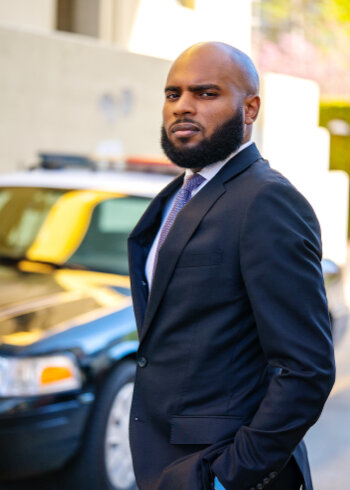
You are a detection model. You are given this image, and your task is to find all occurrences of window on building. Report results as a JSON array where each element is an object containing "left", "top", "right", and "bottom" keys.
[{"left": 56, "top": 0, "right": 100, "bottom": 38}]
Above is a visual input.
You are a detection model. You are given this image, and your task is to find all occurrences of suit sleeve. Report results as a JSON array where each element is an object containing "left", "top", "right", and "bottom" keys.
[{"left": 211, "top": 179, "right": 336, "bottom": 489}]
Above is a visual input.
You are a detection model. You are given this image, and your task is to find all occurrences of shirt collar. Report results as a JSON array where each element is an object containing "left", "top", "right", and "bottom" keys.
[{"left": 185, "top": 140, "right": 254, "bottom": 181}]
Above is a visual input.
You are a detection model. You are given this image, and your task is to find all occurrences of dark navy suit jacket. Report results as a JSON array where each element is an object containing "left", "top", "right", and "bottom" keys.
[{"left": 128, "top": 144, "right": 335, "bottom": 490}]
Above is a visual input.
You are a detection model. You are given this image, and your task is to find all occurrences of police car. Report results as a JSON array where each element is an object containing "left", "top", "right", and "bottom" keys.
[{"left": 0, "top": 154, "right": 180, "bottom": 490}]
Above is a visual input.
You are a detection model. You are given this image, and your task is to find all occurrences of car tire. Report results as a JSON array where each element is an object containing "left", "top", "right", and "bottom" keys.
[{"left": 65, "top": 360, "right": 137, "bottom": 490}]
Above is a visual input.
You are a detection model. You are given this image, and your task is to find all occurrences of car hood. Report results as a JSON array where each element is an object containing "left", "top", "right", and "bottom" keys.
[{"left": 0, "top": 261, "right": 132, "bottom": 351}]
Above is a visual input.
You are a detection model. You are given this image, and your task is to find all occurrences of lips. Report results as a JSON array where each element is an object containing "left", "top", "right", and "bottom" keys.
[{"left": 170, "top": 122, "right": 200, "bottom": 138}]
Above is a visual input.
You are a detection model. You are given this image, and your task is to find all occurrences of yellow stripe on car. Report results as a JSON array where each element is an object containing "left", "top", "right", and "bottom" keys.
[{"left": 27, "top": 190, "right": 124, "bottom": 264}]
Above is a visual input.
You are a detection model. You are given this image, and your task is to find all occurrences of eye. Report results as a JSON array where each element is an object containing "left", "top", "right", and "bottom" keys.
[
  {"left": 166, "top": 93, "right": 179, "bottom": 100},
  {"left": 200, "top": 91, "right": 217, "bottom": 98}
]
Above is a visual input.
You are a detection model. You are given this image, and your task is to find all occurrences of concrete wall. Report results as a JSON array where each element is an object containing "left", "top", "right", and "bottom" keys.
[
  {"left": 0, "top": 0, "right": 56, "bottom": 30},
  {"left": 0, "top": 24, "right": 171, "bottom": 172}
]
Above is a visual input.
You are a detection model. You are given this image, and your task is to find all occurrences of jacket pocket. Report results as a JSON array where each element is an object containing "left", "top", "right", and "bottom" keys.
[
  {"left": 170, "top": 415, "right": 243, "bottom": 445},
  {"left": 176, "top": 251, "right": 222, "bottom": 268}
]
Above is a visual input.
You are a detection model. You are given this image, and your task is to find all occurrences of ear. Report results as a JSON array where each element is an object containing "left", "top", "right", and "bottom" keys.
[{"left": 244, "top": 95, "right": 260, "bottom": 125}]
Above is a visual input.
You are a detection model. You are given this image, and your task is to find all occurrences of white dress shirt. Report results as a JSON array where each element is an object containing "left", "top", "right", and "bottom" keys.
[{"left": 145, "top": 141, "right": 253, "bottom": 287}]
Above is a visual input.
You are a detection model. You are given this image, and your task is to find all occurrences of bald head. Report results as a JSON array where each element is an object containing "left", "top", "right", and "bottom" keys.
[{"left": 173, "top": 42, "right": 259, "bottom": 96}]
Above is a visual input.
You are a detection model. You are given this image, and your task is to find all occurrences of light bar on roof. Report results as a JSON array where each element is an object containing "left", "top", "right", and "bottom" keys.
[
  {"left": 35, "top": 152, "right": 181, "bottom": 175},
  {"left": 125, "top": 156, "right": 180, "bottom": 174}
]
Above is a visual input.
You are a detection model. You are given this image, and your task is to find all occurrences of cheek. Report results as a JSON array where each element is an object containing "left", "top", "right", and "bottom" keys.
[
  {"left": 202, "top": 113, "right": 224, "bottom": 136},
  {"left": 162, "top": 106, "right": 174, "bottom": 130},
  {"left": 162, "top": 106, "right": 167, "bottom": 122},
  {"left": 203, "top": 106, "right": 236, "bottom": 135}
]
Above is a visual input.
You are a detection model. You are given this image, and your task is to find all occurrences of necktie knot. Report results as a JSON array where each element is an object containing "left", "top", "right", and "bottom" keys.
[
  {"left": 172, "top": 172, "right": 205, "bottom": 217},
  {"left": 151, "top": 172, "right": 206, "bottom": 282},
  {"left": 181, "top": 172, "right": 206, "bottom": 198}
]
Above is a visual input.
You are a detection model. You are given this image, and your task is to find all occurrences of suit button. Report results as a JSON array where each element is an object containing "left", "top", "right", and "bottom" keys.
[
  {"left": 263, "top": 478, "right": 270, "bottom": 485},
  {"left": 141, "top": 280, "right": 147, "bottom": 287},
  {"left": 257, "top": 484, "right": 263, "bottom": 490},
  {"left": 138, "top": 356, "right": 148, "bottom": 368},
  {"left": 269, "top": 472, "right": 278, "bottom": 479}
]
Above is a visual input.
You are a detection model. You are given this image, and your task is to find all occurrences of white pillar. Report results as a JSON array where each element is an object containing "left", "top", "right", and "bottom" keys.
[{"left": 258, "top": 72, "right": 349, "bottom": 266}]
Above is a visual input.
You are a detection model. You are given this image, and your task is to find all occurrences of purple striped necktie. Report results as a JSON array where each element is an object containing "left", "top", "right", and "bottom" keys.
[{"left": 152, "top": 172, "right": 206, "bottom": 280}]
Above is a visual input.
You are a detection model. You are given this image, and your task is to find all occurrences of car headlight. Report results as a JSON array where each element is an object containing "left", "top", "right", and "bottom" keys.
[{"left": 0, "top": 354, "right": 82, "bottom": 396}]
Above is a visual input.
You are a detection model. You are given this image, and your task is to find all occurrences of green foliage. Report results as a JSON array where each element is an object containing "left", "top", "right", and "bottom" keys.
[
  {"left": 327, "top": 0, "right": 350, "bottom": 27},
  {"left": 319, "top": 102, "right": 350, "bottom": 172},
  {"left": 320, "top": 101, "right": 350, "bottom": 235},
  {"left": 258, "top": 0, "right": 350, "bottom": 50}
]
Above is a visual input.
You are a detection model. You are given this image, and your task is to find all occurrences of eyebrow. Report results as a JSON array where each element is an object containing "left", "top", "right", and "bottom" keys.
[{"left": 164, "top": 84, "right": 221, "bottom": 93}]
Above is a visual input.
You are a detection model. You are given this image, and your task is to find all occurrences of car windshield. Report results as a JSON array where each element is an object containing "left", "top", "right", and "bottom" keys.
[{"left": 0, "top": 187, "right": 150, "bottom": 275}]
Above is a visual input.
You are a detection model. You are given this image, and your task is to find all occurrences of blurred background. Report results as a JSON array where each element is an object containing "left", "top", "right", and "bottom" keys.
[{"left": 0, "top": 1, "right": 349, "bottom": 489}]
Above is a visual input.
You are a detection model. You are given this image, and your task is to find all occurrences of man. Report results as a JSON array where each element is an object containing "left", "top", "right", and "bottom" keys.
[{"left": 128, "top": 42, "right": 335, "bottom": 490}]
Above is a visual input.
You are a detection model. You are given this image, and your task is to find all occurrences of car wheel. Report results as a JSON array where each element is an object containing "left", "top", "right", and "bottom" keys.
[{"left": 65, "top": 360, "right": 137, "bottom": 490}]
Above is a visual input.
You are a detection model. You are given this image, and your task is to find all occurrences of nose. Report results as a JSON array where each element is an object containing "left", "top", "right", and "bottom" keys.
[{"left": 173, "top": 92, "right": 196, "bottom": 116}]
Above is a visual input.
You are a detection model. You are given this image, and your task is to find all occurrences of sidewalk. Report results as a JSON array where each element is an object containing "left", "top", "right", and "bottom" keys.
[{"left": 305, "top": 241, "right": 350, "bottom": 489}]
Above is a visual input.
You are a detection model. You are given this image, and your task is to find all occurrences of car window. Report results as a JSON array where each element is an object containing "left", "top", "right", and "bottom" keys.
[
  {"left": 0, "top": 187, "right": 65, "bottom": 259},
  {"left": 67, "top": 196, "right": 151, "bottom": 275}
]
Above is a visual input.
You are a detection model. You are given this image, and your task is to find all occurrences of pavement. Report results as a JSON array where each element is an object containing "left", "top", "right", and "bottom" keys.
[
  {"left": 305, "top": 250, "right": 350, "bottom": 489},
  {"left": 306, "top": 341, "right": 350, "bottom": 488}
]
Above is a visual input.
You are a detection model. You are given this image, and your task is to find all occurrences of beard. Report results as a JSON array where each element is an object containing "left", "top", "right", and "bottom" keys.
[{"left": 161, "top": 109, "right": 244, "bottom": 169}]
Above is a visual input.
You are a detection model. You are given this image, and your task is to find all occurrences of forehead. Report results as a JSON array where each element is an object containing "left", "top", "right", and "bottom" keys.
[{"left": 166, "top": 47, "right": 241, "bottom": 89}]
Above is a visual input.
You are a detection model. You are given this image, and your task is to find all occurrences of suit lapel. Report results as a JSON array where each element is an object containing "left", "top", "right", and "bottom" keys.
[
  {"left": 140, "top": 144, "right": 262, "bottom": 342},
  {"left": 128, "top": 174, "right": 184, "bottom": 333},
  {"left": 140, "top": 180, "right": 226, "bottom": 342},
  {"left": 129, "top": 174, "right": 184, "bottom": 242}
]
